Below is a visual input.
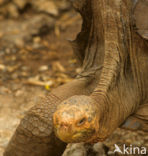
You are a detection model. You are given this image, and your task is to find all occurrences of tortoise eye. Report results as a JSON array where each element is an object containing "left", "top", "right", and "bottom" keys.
[{"left": 77, "top": 117, "right": 86, "bottom": 126}]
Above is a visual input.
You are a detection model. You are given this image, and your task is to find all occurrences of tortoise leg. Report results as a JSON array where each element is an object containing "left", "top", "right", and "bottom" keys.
[
  {"left": 121, "top": 103, "right": 148, "bottom": 131},
  {"left": 4, "top": 78, "right": 96, "bottom": 156}
]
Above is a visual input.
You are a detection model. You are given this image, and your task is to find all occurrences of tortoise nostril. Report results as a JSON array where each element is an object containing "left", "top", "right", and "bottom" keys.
[{"left": 77, "top": 117, "right": 86, "bottom": 126}]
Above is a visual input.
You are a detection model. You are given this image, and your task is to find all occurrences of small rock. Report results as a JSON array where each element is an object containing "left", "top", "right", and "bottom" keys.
[
  {"left": 5, "top": 48, "right": 11, "bottom": 54},
  {"left": 107, "top": 151, "right": 115, "bottom": 156},
  {"left": 15, "top": 38, "right": 24, "bottom": 47},
  {"left": 93, "top": 142, "right": 108, "bottom": 156},
  {"left": 0, "top": 64, "right": 6, "bottom": 71},
  {"left": 7, "top": 3, "right": 19, "bottom": 18},
  {"left": 76, "top": 68, "right": 82, "bottom": 74},
  {"left": 33, "top": 1, "right": 59, "bottom": 16},
  {"left": 13, "top": 0, "right": 26, "bottom": 9},
  {"left": 15, "top": 90, "right": 24, "bottom": 97},
  {"left": 62, "top": 143, "right": 86, "bottom": 156},
  {"left": 0, "top": 86, "right": 11, "bottom": 94},
  {"left": 11, "top": 73, "right": 18, "bottom": 79},
  {"left": 21, "top": 66, "right": 28, "bottom": 71},
  {"left": 62, "top": 143, "right": 108, "bottom": 156},
  {"left": 33, "top": 37, "right": 41, "bottom": 43},
  {"left": 39, "top": 65, "right": 48, "bottom": 72}
]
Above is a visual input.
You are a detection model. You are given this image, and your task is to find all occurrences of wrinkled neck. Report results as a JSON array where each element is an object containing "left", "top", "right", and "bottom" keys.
[{"left": 89, "top": 0, "right": 141, "bottom": 139}]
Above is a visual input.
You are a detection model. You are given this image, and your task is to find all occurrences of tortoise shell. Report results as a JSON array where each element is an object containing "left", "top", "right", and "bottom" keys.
[{"left": 133, "top": 0, "right": 148, "bottom": 40}]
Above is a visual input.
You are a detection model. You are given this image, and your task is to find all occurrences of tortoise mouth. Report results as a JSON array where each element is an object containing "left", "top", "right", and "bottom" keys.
[{"left": 54, "top": 126, "right": 98, "bottom": 143}]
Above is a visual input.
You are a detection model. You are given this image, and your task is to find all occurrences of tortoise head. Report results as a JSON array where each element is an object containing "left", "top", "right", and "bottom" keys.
[{"left": 53, "top": 95, "right": 100, "bottom": 143}]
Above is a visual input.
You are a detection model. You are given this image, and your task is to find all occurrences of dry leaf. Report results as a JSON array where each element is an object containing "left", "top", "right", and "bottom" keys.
[{"left": 52, "top": 61, "right": 66, "bottom": 72}]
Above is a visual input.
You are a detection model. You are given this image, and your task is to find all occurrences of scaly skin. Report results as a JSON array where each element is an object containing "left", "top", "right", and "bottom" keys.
[{"left": 4, "top": 78, "right": 96, "bottom": 156}]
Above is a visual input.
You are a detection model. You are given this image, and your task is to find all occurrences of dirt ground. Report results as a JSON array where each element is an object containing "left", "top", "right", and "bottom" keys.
[{"left": 0, "top": 1, "right": 148, "bottom": 155}]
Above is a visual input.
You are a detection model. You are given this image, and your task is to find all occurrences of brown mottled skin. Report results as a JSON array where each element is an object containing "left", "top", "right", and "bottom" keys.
[{"left": 4, "top": 0, "right": 148, "bottom": 155}]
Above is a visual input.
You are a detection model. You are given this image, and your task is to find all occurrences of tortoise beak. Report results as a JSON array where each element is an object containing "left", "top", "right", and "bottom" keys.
[{"left": 54, "top": 123, "right": 75, "bottom": 143}]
